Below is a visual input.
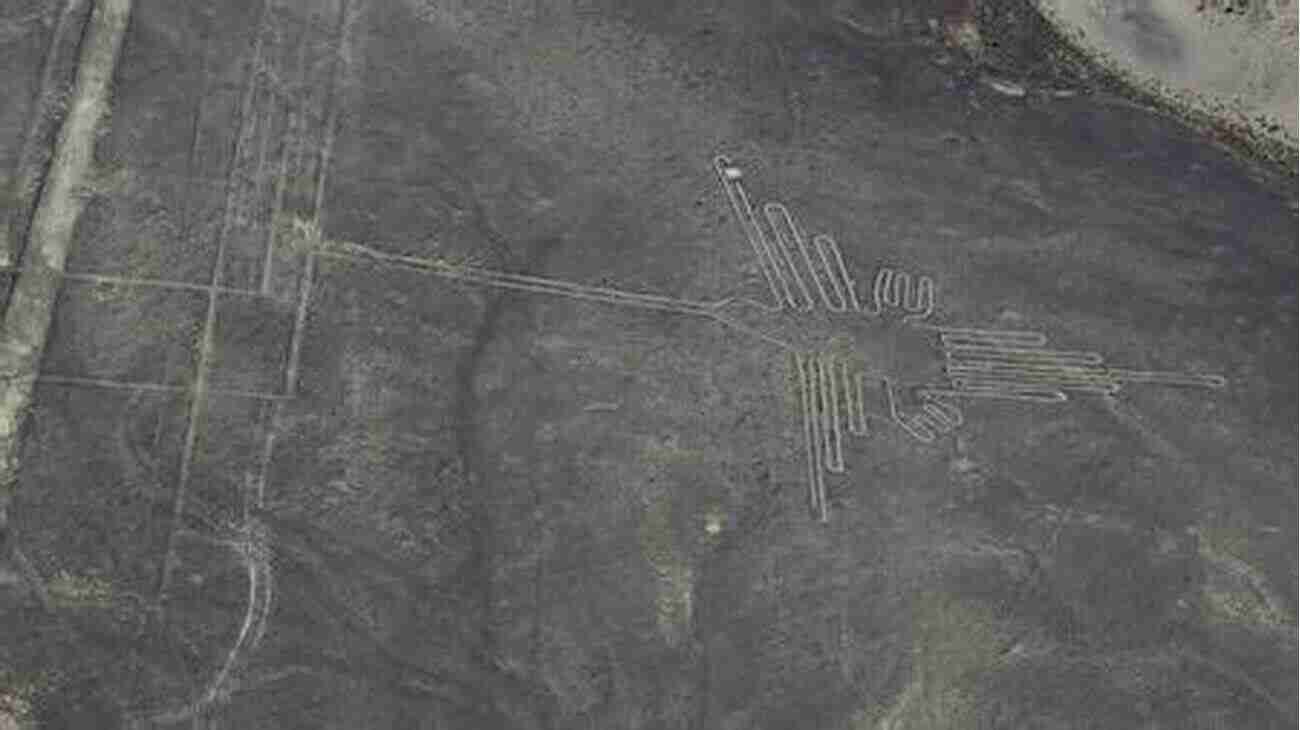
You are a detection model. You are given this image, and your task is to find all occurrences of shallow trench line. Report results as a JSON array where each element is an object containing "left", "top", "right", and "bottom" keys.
[{"left": 0, "top": 0, "right": 134, "bottom": 522}]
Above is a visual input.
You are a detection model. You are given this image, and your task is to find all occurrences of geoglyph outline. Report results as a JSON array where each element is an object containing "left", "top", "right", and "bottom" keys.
[{"left": 8, "top": 90, "right": 1229, "bottom": 717}]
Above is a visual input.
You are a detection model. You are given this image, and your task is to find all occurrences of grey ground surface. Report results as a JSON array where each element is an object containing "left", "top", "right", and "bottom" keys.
[{"left": 0, "top": 1, "right": 1296, "bottom": 728}]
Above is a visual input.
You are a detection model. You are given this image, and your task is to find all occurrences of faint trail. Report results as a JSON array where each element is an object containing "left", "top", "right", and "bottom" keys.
[{"left": 0, "top": 0, "right": 133, "bottom": 527}]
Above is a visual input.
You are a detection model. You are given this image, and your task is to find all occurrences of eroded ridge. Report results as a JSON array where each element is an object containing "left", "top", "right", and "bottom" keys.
[{"left": 917, "top": 327, "right": 1228, "bottom": 402}]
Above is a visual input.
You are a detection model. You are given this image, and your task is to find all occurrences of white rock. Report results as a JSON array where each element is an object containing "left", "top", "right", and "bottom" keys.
[{"left": 983, "top": 76, "right": 1027, "bottom": 97}]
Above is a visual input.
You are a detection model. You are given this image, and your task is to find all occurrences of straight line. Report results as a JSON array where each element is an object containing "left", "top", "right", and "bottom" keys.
[
  {"left": 313, "top": 0, "right": 351, "bottom": 222},
  {"left": 252, "top": 0, "right": 355, "bottom": 515},
  {"left": 215, "top": 387, "right": 293, "bottom": 401},
  {"left": 315, "top": 241, "right": 798, "bottom": 352},
  {"left": 771, "top": 203, "right": 821, "bottom": 310},
  {"left": 252, "top": 254, "right": 315, "bottom": 510},
  {"left": 928, "top": 327, "right": 1048, "bottom": 346},
  {"left": 840, "top": 358, "right": 868, "bottom": 436},
  {"left": 1055, "top": 384, "right": 1123, "bottom": 394},
  {"left": 943, "top": 367, "right": 1116, "bottom": 383},
  {"left": 158, "top": 0, "right": 274, "bottom": 603},
  {"left": 943, "top": 346, "right": 1105, "bottom": 364},
  {"left": 921, "top": 385, "right": 1068, "bottom": 403},
  {"left": 814, "top": 235, "right": 856, "bottom": 312},
  {"left": 61, "top": 271, "right": 261, "bottom": 297},
  {"left": 1107, "top": 369, "right": 1227, "bottom": 388},
  {"left": 919, "top": 397, "right": 962, "bottom": 428},
  {"left": 706, "top": 310, "right": 796, "bottom": 352},
  {"left": 284, "top": 31, "right": 314, "bottom": 218},
  {"left": 943, "top": 360, "right": 1108, "bottom": 373},
  {"left": 315, "top": 240, "right": 699, "bottom": 306},
  {"left": 796, "top": 354, "right": 827, "bottom": 523},
  {"left": 951, "top": 375, "right": 1120, "bottom": 392},
  {"left": 712, "top": 156, "right": 785, "bottom": 308},
  {"left": 248, "top": 67, "right": 277, "bottom": 287},
  {"left": 760, "top": 202, "right": 816, "bottom": 310},
  {"left": 817, "top": 355, "right": 845, "bottom": 473},
  {"left": 739, "top": 180, "right": 799, "bottom": 309},
  {"left": 0, "top": 267, "right": 265, "bottom": 297},
  {"left": 947, "top": 376, "right": 1090, "bottom": 391},
  {"left": 36, "top": 374, "right": 181, "bottom": 394},
  {"left": 447, "top": 268, "right": 714, "bottom": 315},
  {"left": 314, "top": 246, "right": 718, "bottom": 317},
  {"left": 283, "top": 255, "right": 316, "bottom": 398},
  {"left": 258, "top": 65, "right": 301, "bottom": 295},
  {"left": 944, "top": 374, "right": 1117, "bottom": 389},
  {"left": 177, "top": 24, "right": 212, "bottom": 241}
]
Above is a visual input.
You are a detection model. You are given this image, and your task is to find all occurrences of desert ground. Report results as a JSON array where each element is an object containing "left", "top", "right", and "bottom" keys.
[{"left": 0, "top": 1, "right": 1295, "bottom": 728}]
